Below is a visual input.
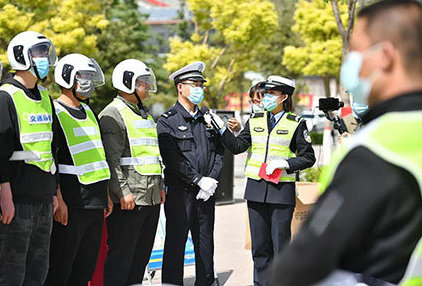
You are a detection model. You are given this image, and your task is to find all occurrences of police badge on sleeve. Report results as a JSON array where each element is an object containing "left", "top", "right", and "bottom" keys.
[{"left": 303, "top": 130, "right": 312, "bottom": 143}]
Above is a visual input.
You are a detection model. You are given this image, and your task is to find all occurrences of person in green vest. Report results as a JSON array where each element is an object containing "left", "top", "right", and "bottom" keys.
[
  {"left": 0, "top": 31, "right": 59, "bottom": 285},
  {"left": 44, "top": 53, "right": 112, "bottom": 286},
  {"left": 207, "top": 75, "right": 316, "bottom": 286},
  {"left": 99, "top": 59, "right": 165, "bottom": 286},
  {"left": 268, "top": 1, "right": 422, "bottom": 285}
]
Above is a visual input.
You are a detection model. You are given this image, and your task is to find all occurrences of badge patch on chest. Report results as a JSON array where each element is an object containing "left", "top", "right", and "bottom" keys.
[
  {"left": 303, "top": 130, "right": 312, "bottom": 143},
  {"left": 28, "top": 114, "right": 52, "bottom": 124},
  {"left": 276, "top": 129, "right": 289, "bottom": 135},
  {"left": 178, "top": 125, "right": 188, "bottom": 131},
  {"left": 254, "top": 127, "right": 265, "bottom": 132}
]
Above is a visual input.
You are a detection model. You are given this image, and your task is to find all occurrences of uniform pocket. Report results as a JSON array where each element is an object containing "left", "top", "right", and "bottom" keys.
[{"left": 175, "top": 132, "right": 194, "bottom": 151}]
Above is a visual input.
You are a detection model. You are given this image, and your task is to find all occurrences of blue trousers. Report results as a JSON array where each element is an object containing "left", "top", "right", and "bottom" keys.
[{"left": 248, "top": 200, "right": 294, "bottom": 286}]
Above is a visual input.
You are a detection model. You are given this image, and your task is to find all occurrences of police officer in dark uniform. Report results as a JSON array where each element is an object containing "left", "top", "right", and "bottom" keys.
[
  {"left": 208, "top": 76, "right": 315, "bottom": 286},
  {"left": 157, "top": 62, "right": 225, "bottom": 286}
]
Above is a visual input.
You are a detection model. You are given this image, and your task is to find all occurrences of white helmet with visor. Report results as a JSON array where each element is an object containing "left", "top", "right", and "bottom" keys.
[
  {"left": 55, "top": 53, "right": 104, "bottom": 89},
  {"left": 7, "top": 31, "right": 57, "bottom": 73},
  {"left": 112, "top": 59, "right": 157, "bottom": 94}
]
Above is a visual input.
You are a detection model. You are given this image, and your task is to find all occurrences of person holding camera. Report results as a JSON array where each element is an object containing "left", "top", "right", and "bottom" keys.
[{"left": 207, "top": 75, "right": 315, "bottom": 286}]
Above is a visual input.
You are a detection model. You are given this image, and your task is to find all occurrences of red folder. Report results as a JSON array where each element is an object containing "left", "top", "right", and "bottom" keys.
[{"left": 259, "top": 163, "right": 282, "bottom": 184}]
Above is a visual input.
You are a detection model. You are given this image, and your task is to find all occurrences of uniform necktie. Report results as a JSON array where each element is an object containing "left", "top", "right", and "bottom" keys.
[{"left": 270, "top": 114, "right": 276, "bottom": 131}]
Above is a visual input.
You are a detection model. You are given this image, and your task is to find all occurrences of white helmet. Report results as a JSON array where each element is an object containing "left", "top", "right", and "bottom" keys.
[
  {"left": 55, "top": 53, "right": 104, "bottom": 89},
  {"left": 112, "top": 59, "right": 157, "bottom": 94},
  {"left": 7, "top": 31, "right": 57, "bottom": 71}
]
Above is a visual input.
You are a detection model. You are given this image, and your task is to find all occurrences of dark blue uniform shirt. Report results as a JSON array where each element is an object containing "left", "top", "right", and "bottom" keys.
[{"left": 157, "top": 101, "right": 225, "bottom": 193}]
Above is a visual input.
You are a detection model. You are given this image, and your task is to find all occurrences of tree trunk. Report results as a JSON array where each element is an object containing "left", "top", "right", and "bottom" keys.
[
  {"left": 330, "top": 0, "right": 358, "bottom": 106},
  {"left": 211, "top": 46, "right": 228, "bottom": 69},
  {"left": 216, "top": 56, "right": 236, "bottom": 99},
  {"left": 345, "top": 0, "right": 357, "bottom": 57},
  {"left": 193, "top": 18, "right": 199, "bottom": 35},
  {"left": 323, "top": 76, "right": 331, "bottom": 98},
  {"left": 330, "top": 0, "right": 358, "bottom": 59},
  {"left": 331, "top": 0, "right": 348, "bottom": 59},
  {"left": 202, "top": 30, "right": 209, "bottom": 45}
]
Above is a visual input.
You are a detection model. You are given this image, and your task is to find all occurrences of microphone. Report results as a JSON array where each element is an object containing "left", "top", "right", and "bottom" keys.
[
  {"left": 201, "top": 105, "right": 210, "bottom": 114},
  {"left": 201, "top": 106, "right": 224, "bottom": 130}
]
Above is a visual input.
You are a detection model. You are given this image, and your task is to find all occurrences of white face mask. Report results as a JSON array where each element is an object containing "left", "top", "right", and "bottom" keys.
[
  {"left": 75, "top": 78, "right": 95, "bottom": 98},
  {"left": 251, "top": 103, "right": 264, "bottom": 113}
]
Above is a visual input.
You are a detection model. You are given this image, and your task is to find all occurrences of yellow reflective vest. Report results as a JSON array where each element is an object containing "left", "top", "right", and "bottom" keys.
[
  {"left": 1, "top": 83, "right": 55, "bottom": 173},
  {"left": 109, "top": 98, "right": 162, "bottom": 175},
  {"left": 244, "top": 111, "right": 300, "bottom": 182},
  {"left": 54, "top": 101, "right": 110, "bottom": 185},
  {"left": 318, "top": 111, "right": 422, "bottom": 286}
]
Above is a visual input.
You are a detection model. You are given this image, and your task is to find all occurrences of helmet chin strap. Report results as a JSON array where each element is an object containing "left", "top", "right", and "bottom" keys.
[
  {"left": 72, "top": 88, "right": 89, "bottom": 104},
  {"left": 133, "top": 90, "right": 147, "bottom": 119}
]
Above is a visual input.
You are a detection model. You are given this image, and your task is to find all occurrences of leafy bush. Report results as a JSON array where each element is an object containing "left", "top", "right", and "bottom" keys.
[
  {"left": 300, "top": 167, "right": 321, "bottom": 182},
  {"left": 309, "top": 132, "right": 323, "bottom": 145}
]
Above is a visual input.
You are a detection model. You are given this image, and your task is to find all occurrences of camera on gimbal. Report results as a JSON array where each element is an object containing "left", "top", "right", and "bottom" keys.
[{"left": 318, "top": 98, "right": 347, "bottom": 134}]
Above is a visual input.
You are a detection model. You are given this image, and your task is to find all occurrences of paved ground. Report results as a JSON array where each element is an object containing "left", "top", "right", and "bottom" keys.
[{"left": 145, "top": 202, "right": 253, "bottom": 286}]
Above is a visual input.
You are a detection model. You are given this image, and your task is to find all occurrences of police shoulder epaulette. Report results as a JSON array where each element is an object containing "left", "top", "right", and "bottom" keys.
[
  {"left": 286, "top": 113, "right": 300, "bottom": 122},
  {"left": 161, "top": 108, "right": 177, "bottom": 119},
  {"left": 251, "top": 112, "right": 265, "bottom": 118}
]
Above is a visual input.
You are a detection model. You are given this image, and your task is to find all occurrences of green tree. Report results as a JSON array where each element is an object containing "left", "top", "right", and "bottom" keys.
[
  {"left": 65, "top": 0, "right": 173, "bottom": 113},
  {"left": 165, "top": 0, "right": 278, "bottom": 108},
  {"left": 259, "top": 0, "right": 300, "bottom": 78},
  {"left": 91, "top": 0, "right": 151, "bottom": 112},
  {"left": 173, "top": 0, "right": 191, "bottom": 41},
  {"left": 0, "top": 0, "right": 109, "bottom": 76},
  {"left": 0, "top": 0, "right": 172, "bottom": 113},
  {"left": 282, "top": 0, "right": 349, "bottom": 97}
]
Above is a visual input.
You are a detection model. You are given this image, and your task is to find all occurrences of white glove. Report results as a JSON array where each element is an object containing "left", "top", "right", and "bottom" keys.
[
  {"left": 205, "top": 182, "right": 218, "bottom": 196},
  {"left": 203, "top": 113, "right": 212, "bottom": 126},
  {"left": 266, "top": 159, "right": 289, "bottom": 175},
  {"left": 197, "top": 177, "right": 218, "bottom": 194},
  {"left": 196, "top": 189, "right": 211, "bottom": 201}
]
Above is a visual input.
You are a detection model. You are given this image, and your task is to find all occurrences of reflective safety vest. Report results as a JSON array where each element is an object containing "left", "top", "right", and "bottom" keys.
[
  {"left": 1, "top": 83, "right": 55, "bottom": 173},
  {"left": 317, "top": 111, "right": 422, "bottom": 285},
  {"left": 54, "top": 101, "right": 110, "bottom": 185},
  {"left": 244, "top": 111, "right": 299, "bottom": 182},
  {"left": 109, "top": 98, "right": 162, "bottom": 175}
]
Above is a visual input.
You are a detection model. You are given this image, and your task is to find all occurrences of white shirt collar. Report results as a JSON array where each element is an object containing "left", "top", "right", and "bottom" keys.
[
  {"left": 181, "top": 103, "right": 199, "bottom": 118},
  {"left": 270, "top": 110, "right": 285, "bottom": 122}
]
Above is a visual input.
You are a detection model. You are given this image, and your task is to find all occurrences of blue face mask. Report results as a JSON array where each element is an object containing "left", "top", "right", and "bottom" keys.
[
  {"left": 262, "top": 93, "right": 278, "bottom": 111},
  {"left": 31, "top": 57, "right": 50, "bottom": 79},
  {"left": 188, "top": 86, "right": 204, "bottom": 105},
  {"left": 351, "top": 101, "right": 369, "bottom": 119},
  {"left": 340, "top": 45, "right": 382, "bottom": 106}
]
